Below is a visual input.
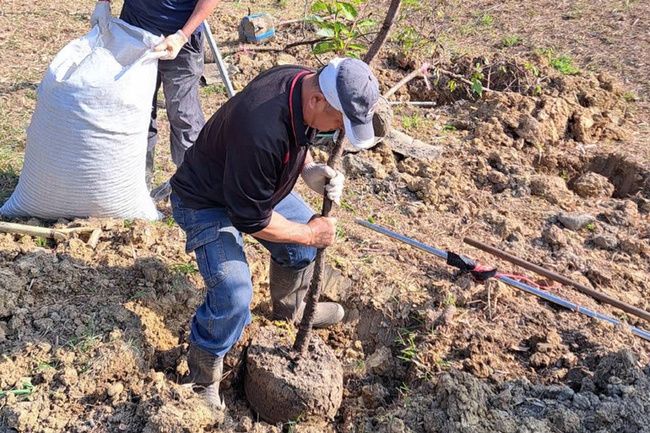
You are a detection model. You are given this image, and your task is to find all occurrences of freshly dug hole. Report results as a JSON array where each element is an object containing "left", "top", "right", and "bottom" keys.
[{"left": 244, "top": 326, "right": 343, "bottom": 424}]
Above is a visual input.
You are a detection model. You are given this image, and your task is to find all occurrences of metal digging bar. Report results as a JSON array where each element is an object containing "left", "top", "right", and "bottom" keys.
[
  {"left": 203, "top": 20, "right": 236, "bottom": 98},
  {"left": 355, "top": 219, "right": 650, "bottom": 342}
]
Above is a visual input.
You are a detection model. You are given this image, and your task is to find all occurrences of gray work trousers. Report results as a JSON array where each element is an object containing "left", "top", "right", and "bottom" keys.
[{"left": 146, "top": 32, "right": 206, "bottom": 188}]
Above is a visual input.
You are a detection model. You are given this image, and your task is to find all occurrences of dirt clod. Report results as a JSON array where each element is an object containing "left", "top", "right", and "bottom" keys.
[{"left": 244, "top": 326, "right": 343, "bottom": 424}]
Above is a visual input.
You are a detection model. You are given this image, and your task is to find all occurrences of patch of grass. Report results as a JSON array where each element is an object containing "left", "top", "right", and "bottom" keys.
[
  {"left": 67, "top": 324, "right": 103, "bottom": 354},
  {"left": 499, "top": 35, "right": 521, "bottom": 48},
  {"left": 623, "top": 92, "right": 636, "bottom": 102},
  {"left": 442, "top": 123, "right": 457, "bottom": 132},
  {"left": 170, "top": 263, "right": 198, "bottom": 275},
  {"left": 340, "top": 200, "right": 356, "bottom": 214},
  {"left": 401, "top": 113, "right": 421, "bottom": 130},
  {"left": 395, "top": 331, "right": 418, "bottom": 363},
  {"left": 540, "top": 49, "right": 580, "bottom": 75},
  {"left": 123, "top": 219, "right": 134, "bottom": 229},
  {"left": 36, "top": 237, "right": 47, "bottom": 247},
  {"left": 129, "top": 288, "right": 150, "bottom": 301},
  {"left": 443, "top": 292, "right": 456, "bottom": 307},
  {"left": 201, "top": 83, "right": 227, "bottom": 97},
  {"left": 480, "top": 14, "right": 494, "bottom": 26},
  {"left": 0, "top": 380, "right": 35, "bottom": 398},
  {"left": 165, "top": 217, "right": 175, "bottom": 227},
  {"left": 285, "top": 413, "right": 305, "bottom": 433}
]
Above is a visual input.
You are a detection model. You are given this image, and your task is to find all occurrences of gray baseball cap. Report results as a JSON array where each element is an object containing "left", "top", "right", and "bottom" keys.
[{"left": 319, "top": 57, "right": 380, "bottom": 149}]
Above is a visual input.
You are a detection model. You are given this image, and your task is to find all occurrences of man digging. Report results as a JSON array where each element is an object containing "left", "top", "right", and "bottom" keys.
[{"left": 169, "top": 57, "right": 380, "bottom": 408}]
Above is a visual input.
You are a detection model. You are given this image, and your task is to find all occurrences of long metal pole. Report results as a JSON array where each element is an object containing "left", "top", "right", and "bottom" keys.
[
  {"left": 355, "top": 220, "right": 650, "bottom": 342},
  {"left": 203, "top": 20, "right": 236, "bottom": 98},
  {"left": 463, "top": 237, "right": 650, "bottom": 323}
]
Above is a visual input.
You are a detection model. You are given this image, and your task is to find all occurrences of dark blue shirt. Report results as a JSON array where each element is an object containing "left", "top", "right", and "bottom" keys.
[{"left": 120, "top": 0, "right": 200, "bottom": 36}]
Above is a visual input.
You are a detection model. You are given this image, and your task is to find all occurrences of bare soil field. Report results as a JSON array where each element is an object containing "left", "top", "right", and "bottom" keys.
[{"left": 1, "top": 0, "right": 649, "bottom": 432}]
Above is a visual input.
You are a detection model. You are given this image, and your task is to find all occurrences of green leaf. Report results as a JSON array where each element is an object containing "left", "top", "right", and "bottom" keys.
[
  {"left": 347, "top": 51, "right": 361, "bottom": 59},
  {"left": 348, "top": 43, "right": 367, "bottom": 51},
  {"left": 316, "top": 27, "right": 335, "bottom": 37},
  {"left": 312, "top": 41, "right": 337, "bottom": 55},
  {"left": 356, "top": 19, "right": 376, "bottom": 28},
  {"left": 471, "top": 78, "right": 483, "bottom": 97},
  {"left": 337, "top": 2, "right": 358, "bottom": 20},
  {"left": 311, "top": 0, "right": 330, "bottom": 13}
]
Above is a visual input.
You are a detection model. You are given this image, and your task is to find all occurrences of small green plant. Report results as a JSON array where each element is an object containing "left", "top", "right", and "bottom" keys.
[
  {"left": 401, "top": 113, "right": 421, "bottom": 130},
  {"left": 0, "top": 380, "right": 35, "bottom": 398},
  {"left": 443, "top": 292, "right": 456, "bottom": 307},
  {"left": 130, "top": 288, "right": 149, "bottom": 301},
  {"left": 308, "top": 0, "right": 376, "bottom": 58},
  {"left": 273, "top": 320, "right": 296, "bottom": 342},
  {"left": 171, "top": 263, "right": 198, "bottom": 275},
  {"left": 560, "top": 171, "right": 569, "bottom": 181},
  {"left": 471, "top": 63, "right": 485, "bottom": 97},
  {"left": 623, "top": 92, "right": 636, "bottom": 102},
  {"left": 285, "top": 412, "right": 305, "bottom": 433},
  {"left": 202, "top": 84, "right": 219, "bottom": 96},
  {"left": 393, "top": 24, "right": 434, "bottom": 56},
  {"left": 448, "top": 79, "right": 457, "bottom": 92},
  {"left": 585, "top": 222, "right": 596, "bottom": 232},
  {"left": 395, "top": 331, "right": 418, "bottom": 362},
  {"left": 540, "top": 49, "right": 580, "bottom": 75},
  {"left": 442, "top": 123, "right": 457, "bottom": 132},
  {"left": 165, "top": 217, "right": 175, "bottom": 228},
  {"left": 480, "top": 14, "right": 494, "bottom": 26},
  {"left": 500, "top": 35, "right": 521, "bottom": 48},
  {"left": 525, "top": 61, "right": 540, "bottom": 77},
  {"left": 36, "top": 237, "right": 47, "bottom": 247},
  {"left": 336, "top": 226, "right": 346, "bottom": 240},
  {"left": 397, "top": 382, "right": 411, "bottom": 404},
  {"left": 123, "top": 219, "right": 134, "bottom": 229},
  {"left": 340, "top": 200, "right": 356, "bottom": 213}
]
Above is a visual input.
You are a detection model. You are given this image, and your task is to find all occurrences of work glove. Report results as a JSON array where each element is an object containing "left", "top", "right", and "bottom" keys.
[
  {"left": 90, "top": 0, "right": 111, "bottom": 28},
  {"left": 154, "top": 30, "right": 189, "bottom": 60},
  {"left": 301, "top": 162, "right": 344, "bottom": 205}
]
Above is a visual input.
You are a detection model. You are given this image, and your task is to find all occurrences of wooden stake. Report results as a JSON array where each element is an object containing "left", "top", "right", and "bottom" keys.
[
  {"left": 0, "top": 222, "right": 95, "bottom": 242},
  {"left": 293, "top": 0, "right": 403, "bottom": 357}
]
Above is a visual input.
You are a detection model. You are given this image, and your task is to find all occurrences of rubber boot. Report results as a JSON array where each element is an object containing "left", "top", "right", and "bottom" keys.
[
  {"left": 270, "top": 260, "right": 345, "bottom": 328},
  {"left": 182, "top": 344, "right": 226, "bottom": 410}
]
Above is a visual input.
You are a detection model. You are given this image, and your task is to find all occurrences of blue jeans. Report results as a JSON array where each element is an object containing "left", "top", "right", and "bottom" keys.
[{"left": 170, "top": 191, "right": 317, "bottom": 357}]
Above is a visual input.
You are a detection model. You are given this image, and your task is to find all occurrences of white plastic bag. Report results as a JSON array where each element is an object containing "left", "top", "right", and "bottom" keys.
[{"left": 1, "top": 20, "right": 163, "bottom": 220}]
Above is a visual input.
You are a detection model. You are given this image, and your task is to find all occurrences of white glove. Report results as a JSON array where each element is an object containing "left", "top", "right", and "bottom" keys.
[
  {"left": 301, "top": 162, "right": 345, "bottom": 205},
  {"left": 154, "top": 30, "right": 189, "bottom": 60},
  {"left": 90, "top": 1, "right": 111, "bottom": 28}
]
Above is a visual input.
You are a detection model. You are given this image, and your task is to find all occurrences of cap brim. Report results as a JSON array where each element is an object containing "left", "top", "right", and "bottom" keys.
[{"left": 343, "top": 116, "right": 375, "bottom": 149}]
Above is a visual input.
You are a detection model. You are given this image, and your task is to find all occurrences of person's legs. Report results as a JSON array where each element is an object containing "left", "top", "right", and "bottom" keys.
[
  {"left": 256, "top": 192, "right": 344, "bottom": 327},
  {"left": 158, "top": 32, "right": 206, "bottom": 169},
  {"left": 171, "top": 193, "right": 251, "bottom": 408},
  {"left": 145, "top": 73, "right": 162, "bottom": 190}
]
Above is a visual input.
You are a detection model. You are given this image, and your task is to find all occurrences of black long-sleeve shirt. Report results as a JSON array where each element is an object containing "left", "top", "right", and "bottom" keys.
[{"left": 170, "top": 65, "right": 316, "bottom": 233}]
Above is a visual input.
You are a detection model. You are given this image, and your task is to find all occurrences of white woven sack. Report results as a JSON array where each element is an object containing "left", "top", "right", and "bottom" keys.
[{"left": 1, "top": 19, "right": 163, "bottom": 220}]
